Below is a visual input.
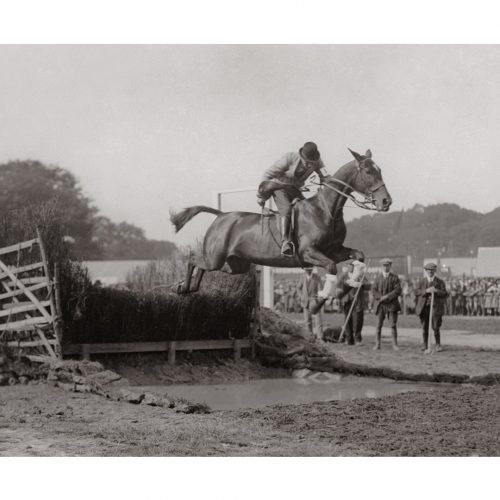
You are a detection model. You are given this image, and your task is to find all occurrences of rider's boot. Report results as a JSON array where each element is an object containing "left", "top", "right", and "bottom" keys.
[{"left": 280, "top": 215, "right": 294, "bottom": 257}]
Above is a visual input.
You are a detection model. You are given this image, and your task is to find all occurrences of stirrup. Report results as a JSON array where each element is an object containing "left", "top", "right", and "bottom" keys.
[{"left": 281, "top": 240, "right": 295, "bottom": 257}]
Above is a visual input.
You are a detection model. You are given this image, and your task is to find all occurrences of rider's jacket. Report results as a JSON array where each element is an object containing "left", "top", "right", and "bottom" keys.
[{"left": 262, "top": 152, "right": 326, "bottom": 188}]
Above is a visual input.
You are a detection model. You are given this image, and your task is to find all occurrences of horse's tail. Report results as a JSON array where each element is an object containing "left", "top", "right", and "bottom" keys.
[{"left": 170, "top": 205, "right": 222, "bottom": 233}]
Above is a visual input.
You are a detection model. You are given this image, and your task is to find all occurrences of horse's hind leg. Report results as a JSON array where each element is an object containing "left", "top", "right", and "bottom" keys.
[
  {"left": 191, "top": 268, "right": 206, "bottom": 292},
  {"left": 177, "top": 262, "right": 195, "bottom": 294},
  {"left": 178, "top": 251, "right": 209, "bottom": 294}
]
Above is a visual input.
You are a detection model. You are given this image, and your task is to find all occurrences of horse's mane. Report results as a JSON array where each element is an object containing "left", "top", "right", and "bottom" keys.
[{"left": 323, "top": 160, "right": 356, "bottom": 185}]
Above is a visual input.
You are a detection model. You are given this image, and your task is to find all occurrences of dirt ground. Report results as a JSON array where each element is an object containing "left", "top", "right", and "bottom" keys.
[
  {"left": 326, "top": 340, "right": 500, "bottom": 378},
  {"left": 1, "top": 312, "right": 499, "bottom": 457},
  {"left": 1, "top": 382, "right": 499, "bottom": 456},
  {"left": 288, "top": 311, "right": 500, "bottom": 377}
]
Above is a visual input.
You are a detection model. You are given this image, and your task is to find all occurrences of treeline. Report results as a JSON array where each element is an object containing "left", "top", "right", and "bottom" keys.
[
  {"left": 0, "top": 160, "right": 176, "bottom": 260},
  {"left": 345, "top": 203, "right": 500, "bottom": 260}
]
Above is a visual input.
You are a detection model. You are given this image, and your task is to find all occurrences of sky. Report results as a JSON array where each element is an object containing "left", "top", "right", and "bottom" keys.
[{"left": 1, "top": 44, "right": 500, "bottom": 246}]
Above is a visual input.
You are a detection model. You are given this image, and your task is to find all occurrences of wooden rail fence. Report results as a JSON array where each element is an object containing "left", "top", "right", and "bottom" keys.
[
  {"left": 62, "top": 338, "right": 252, "bottom": 364},
  {"left": 0, "top": 230, "right": 63, "bottom": 361}
]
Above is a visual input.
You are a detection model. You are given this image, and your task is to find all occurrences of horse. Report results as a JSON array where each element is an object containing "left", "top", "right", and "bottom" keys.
[{"left": 170, "top": 148, "right": 392, "bottom": 293}]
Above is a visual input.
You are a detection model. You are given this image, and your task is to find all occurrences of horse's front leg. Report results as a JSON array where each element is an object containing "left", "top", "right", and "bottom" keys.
[
  {"left": 301, "top": 246, "right": 338, "bottom": 275},
  {"left": 334, "top": 246, "right": 365, "bottom": 263}
]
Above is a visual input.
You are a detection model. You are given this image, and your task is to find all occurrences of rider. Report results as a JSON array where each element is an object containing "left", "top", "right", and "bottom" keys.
[{"left": 257, "top": 142, "right": 327, "bottom": 257}]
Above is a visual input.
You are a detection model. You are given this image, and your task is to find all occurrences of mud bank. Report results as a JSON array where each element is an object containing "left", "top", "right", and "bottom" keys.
[
  {"left": 257, "top": 309, "right": 500, "bottom": 386},
  {"left": 256, "top": 334, "right": 500, "bottom": 386}
]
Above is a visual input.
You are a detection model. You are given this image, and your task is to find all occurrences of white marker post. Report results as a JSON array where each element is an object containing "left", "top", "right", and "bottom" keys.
[{"left": 425, "top": 291, "right": 435, "bottom": 354}]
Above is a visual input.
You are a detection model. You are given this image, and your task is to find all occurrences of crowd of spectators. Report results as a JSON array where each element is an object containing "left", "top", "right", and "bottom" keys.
[
  {"left": 400, "top": 277, "right": 500, "bottom": 316},
  {"left": 273, "top": 275, "right": 500, "bottom": 317}
]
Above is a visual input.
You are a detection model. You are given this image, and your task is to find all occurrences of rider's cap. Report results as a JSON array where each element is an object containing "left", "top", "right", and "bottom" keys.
[
  {"left": 299, "top": 142, "right": 320, "bottom": 162},
  {"left": 380, "top": 258, "right": 392, "bottom": 265},
  {"left": 424, "top": 262, "right": 438, "bottom": 271}
]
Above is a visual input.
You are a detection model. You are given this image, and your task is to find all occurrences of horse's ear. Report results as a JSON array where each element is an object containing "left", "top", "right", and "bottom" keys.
[
  {"left": 365, "top": 149, "right": 372, "bottom": 158},
  {"left": 348, "top": 148, "right": 364, "bottom": 165}
]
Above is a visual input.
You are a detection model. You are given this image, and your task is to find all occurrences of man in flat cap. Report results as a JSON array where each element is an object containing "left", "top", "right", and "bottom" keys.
[
  {"left": 371, "top": 258, "right": 402, "bottom": 350},
  {"left": 415, "top": 262, "right": 449, "bottom": 352},
  {"left": 257, "top": 142, "right": 327, "bottom": 257}
]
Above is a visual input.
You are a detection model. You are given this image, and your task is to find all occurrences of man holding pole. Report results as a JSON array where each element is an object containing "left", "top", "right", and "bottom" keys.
[
  {"left": 296, "top": 267, "right": 323, "bottom": 341},
  {"left": 415, "top": 262, "right": 449, "bottom": 352},
  {"left": 335, "top": 260, "right": 367, "bottom": 346},
  {"left": 372, "top": 258, "right": 402, "bottom": 351}
]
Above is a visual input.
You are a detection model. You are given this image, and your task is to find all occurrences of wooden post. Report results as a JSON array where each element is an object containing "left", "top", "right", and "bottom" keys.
[
  {"left": 262, "top": 266, "right": 274, "bottom": 308},
  {"left": 53, "top": 262, "right": 64, "bottom": 355},
  {"left": 233, "top": 339, "right": 241, "bottom": 361},
  {"left": 251, "top": 268, "right": 261, "bottom": 359},
  {"left": 36, "top": 228, "right": 62, "bottom": 358},
  {"left": 168, "top": 341, "right": 177, "bottom": 365},
  {"left": 82, "top": 344, "right": 90, "bottom": 361}
]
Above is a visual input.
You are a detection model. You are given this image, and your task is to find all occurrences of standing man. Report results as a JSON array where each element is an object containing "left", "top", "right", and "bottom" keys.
[
  {"left": 372, "top": 258, "right": 402, "bottom": 351},
  {"left": 257, "top": 142, "right": 327, "bottom": 257},
  {"left": 415, "top": 262, "right": 449, "bottom": 352},
  {"left": 335, "top": 260, "right": 367, "bottom": 346},
  {"left": 296, "top": 267, "right": 323, "bottom": 340}
]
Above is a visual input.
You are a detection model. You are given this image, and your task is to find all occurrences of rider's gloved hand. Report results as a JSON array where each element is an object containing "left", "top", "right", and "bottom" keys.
[{"left": 257, "top": 196, "right": 266, "bottom": 207}]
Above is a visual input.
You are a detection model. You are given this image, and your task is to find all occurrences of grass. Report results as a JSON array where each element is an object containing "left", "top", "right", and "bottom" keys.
[{"left": 88, "top": 416, "right": 272, "bottom": 456}]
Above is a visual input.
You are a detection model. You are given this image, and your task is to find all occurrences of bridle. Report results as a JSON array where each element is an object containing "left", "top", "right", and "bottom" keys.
[{"left": 312, "top": 175, "right": 386, "bottom": 211}]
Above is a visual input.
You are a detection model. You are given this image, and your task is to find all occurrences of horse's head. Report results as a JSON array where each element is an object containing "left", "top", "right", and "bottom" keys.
[{"left": 345, "top": 148, "right": 392, "bottom": 212}]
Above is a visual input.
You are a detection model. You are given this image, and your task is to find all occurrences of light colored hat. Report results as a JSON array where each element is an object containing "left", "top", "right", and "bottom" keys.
[
  {"left": 380, "top": 258, "right": 392, "bottom": 265},
  {"left": 424, "top": 262, "right": 437, "bottom": 270}
]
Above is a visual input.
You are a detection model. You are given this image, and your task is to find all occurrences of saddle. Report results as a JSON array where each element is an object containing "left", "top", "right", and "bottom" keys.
[{"left": 262, "top": 199, "right": 300, "bottom": 257}]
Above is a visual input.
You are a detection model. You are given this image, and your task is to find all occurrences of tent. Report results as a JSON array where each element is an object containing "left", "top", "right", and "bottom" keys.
[{"left": 475, "top": 247, "right": 500, "bottom": 277}]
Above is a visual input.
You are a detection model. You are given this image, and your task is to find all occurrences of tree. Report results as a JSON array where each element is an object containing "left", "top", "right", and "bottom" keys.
[
  {"left": 0, "top": 160, "right": 178, "bottom": 260},
  {"left": 92, "top": 216, "right": 177, "bottom": 260},
  {"left": 0, "top": 160, "right": 100, "bottom": 258}
]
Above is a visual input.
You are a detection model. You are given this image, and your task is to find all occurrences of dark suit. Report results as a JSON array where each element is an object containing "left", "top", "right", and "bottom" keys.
[
  {"left": 296, "top": 272, "right": 323, "bottom": 335},
  {"left": 336, "top": 271, "right": 366, "bottom": 345},
  {"left": 415, "top": 276, "right": 448, "bottom": 346},
  {"left": 371, "top": 272, "right": 402, "bottom": 347},
  {"left": 297, "top": 272, "right": 322, "bottom": 309}
]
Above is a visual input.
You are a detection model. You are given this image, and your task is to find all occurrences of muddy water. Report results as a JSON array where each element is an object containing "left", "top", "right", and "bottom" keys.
[{"left": 134, "top": 374, "right": 445, "bottom": 410}]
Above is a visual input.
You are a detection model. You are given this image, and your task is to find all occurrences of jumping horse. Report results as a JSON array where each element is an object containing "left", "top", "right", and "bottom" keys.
[{"left": 170, "top": 149, "right": 392, "bottom": 293}]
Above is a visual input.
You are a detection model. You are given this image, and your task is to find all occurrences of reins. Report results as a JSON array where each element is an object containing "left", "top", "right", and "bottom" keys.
[
  {"left": 312, "top": 177, "right": 384, "bottom": 211},
  {"left": 260, "top": 170, "right": 385, "bottom": 250}
]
